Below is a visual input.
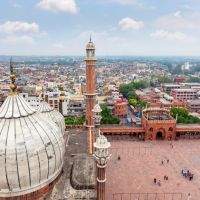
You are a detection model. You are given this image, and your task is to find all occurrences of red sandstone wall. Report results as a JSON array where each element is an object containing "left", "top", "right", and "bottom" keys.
[{"left": 0, "top": 173, "right": 61, "bottom": 200}]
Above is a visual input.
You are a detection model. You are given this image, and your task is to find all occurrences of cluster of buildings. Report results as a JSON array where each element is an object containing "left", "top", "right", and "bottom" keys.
[
  {"left": 135, "top": 83, "right": 200, "bottom": 115},
  {"left": 0, "top": 63, "right": 67, "bottom": 200},
  {"left": 0, "top": 52, "right": 173, "bottom": 118}
]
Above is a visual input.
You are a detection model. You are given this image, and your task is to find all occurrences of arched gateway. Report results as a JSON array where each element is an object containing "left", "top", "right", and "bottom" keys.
[
  {"left": 141, "top": 108, "right": 176, "bottom": 140},
  {"left": 156, "top": 129, "right": 165, "bottom": 140}
]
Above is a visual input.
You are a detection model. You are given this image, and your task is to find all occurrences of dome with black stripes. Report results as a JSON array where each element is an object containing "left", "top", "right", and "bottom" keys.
[
  {"left": 0, "top": 94, "right": 65, "bottom": 198},
  {"left": 38, "top": 101, "right": 65, "bottom": 136}
]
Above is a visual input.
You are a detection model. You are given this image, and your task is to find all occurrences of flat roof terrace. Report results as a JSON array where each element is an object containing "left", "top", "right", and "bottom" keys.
[{"left": 105, "top": 137, "right": 200, "bottom": 200}]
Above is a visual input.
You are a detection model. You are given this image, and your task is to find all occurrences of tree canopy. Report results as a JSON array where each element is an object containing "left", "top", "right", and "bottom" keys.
[
  {"left": 119, "top": 80, "right": 149, "bottom": 99},
  {"left": 187, "top": 76, "right": 200, "bottom": 83},
  {"left": 65, "top": 115, "right": 85, "bottom": 125},
  {"left": 100, "top": 104, "right": 120, "bottom": 124},
  {"left": 170, "top": 107, "right": 200, "bottom": 124},
  {"left": 137, "top": 99, "right": 148, "bottom": 109},
  {"left": 129, "top": 98, "right": 138, "bottom": 106},
  {"left": 157, "top": 76, "right": 172, "bottom": 83}
]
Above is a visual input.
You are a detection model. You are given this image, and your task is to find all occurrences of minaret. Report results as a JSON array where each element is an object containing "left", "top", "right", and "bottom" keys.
[{"left": 85, "top": 37, "right": 96, "bottom": 154}]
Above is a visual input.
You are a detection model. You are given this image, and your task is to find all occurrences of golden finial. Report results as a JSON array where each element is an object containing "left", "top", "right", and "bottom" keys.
[{"left": 10, "top": 57, "right": 17, "bottom": 94}]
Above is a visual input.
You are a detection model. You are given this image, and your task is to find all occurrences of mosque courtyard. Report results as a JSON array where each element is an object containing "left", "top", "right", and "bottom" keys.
[{"left": 105, "top": 136, "right": 200, "bottom": 200}]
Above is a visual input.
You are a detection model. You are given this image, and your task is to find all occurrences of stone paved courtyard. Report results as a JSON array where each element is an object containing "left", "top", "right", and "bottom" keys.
[{"left": 105, "top": 136, "right": 200, "bottom": 200}]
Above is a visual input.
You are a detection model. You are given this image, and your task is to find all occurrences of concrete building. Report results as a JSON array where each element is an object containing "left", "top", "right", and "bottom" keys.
[
  {"left": 171, "top": 88, "right": 198, "bottom": 100},
  {"left": 68, "top": 98, "right": 85, "bottom": 117},
  {"left": 19, "top": 92, "right": 40, "bottom": 109},
  {"left": 162, "top": 84, "right": 181, "bottom": 93},
  {"left": 187, "top": 99, "right": 200, "bottom": 113}
]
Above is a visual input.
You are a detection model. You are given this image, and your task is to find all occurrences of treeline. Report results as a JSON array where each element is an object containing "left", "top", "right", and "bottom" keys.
[
  {"left": 65, "top": 116, "right": 85, "bottom": 125},
  {"left": 119, "top": 80, "right": 148, "bottom": 108},
  {"left": 100, "top": 105, "right": 120, "bottom": 124},
  {"left": 170, "top": 107, "right": 200, "bottom": 124}
]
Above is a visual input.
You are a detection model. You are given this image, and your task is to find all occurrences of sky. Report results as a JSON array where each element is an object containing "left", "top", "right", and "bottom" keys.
[{"left": 0, "top": 0, "right": 200, "bottom": 56}]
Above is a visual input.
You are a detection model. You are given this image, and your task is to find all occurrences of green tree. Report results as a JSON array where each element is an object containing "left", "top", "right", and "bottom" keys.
[
  {"left": 129, "top": 98, "right": 137, "bottom": 105},
  {"left": 157, "top": 76, "right": 172, "bottom": 83},
  {"left": 127, "top": 91, "right": 137, "bottom": 100},
  {"left": 137, "top": 100, "right": 148, "bottom": 109},
  {"left": 119, "top": 84, "right": 134, "bottom": 98},
  {"left": 119, "top": 80, "right": 148, "bottom": 99},
  {"left": 76, "top": 115, "right": 85, "bottom": 125},
  {"left": 187, "top": 76, "right": 200, "bottom": 83},
  {"left": 65, "top": 116, "right": 85, "bottom": 125},
  {"left": 131, "top": 80, "right": 149, "bottom": 89},
  {"left": 170, "top": 107, "right": 189, "bottom": 118},
  {"left": 58, "top": 86, "right": 64, "bottom": 91},
  {"left": 65, "top": 117, "right": 75, "bottom": 125},
  {"left": 170, "top": 107, "right": 200, "bottom": 124},
  {"left": 100, "top": 105, "right": 120, "bottom": 124}
]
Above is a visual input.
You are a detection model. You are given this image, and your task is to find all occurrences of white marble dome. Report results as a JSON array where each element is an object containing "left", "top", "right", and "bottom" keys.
[
  {"left": 0, "top": 94, "right": 65, "bottom": 197},
  {"left": 38, "top": 101, "right": 65, "bottom": 135}
]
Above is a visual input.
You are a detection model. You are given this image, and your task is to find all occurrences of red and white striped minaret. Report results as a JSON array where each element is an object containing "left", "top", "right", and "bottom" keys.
[{"left": 85, "top": 37, "right": 96, "bottom": 154}]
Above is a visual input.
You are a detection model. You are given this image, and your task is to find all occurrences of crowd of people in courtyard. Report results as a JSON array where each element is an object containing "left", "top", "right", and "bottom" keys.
[{"left": 182, "top": 169, "right": 194, "bottom": 181}]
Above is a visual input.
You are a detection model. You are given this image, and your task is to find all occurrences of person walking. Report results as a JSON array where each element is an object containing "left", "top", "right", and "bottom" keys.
[{"left": 187, "top": 193, "right": 192, "bottom": 200}]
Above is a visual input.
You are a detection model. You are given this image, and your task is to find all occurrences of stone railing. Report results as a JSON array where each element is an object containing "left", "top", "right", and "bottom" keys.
[{"left": 65, "top": 125, "right": 84, "bottom": 129}]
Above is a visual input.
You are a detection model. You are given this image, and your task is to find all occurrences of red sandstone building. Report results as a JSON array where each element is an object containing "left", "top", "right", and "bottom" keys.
[
  {"left": 174, "top": 76, "right": 185, "bottom": 83},
  {"left": 142, "top": 108, "right": 176, "bottom": 140},
  {"left": 136, "top": 88, "right": 186, "bottom": 109},
  {"left": 114, "top": 98, "right": 128, "bottom": 118}
]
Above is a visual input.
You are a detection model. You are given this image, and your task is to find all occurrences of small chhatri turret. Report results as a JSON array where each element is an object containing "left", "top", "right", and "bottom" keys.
[{"left": 86, "top": 35, "right": 96, "bottom": 58}]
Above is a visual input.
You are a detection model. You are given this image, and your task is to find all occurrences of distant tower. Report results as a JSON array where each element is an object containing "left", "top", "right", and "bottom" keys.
[{"left": 85, "top": 37, "right": 96, "bottom": 154}]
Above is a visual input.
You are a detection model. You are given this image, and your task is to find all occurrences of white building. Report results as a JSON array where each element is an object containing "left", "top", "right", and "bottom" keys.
[{"left": 19, "top": 93, "right": 40, "bottom": 109}]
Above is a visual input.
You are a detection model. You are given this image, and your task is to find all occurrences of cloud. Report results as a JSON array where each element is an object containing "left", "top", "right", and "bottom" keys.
[
  {"left": 174, "top": 10, "right": 181, "bottom": 17},
  {"left": 155, "top": 11, "right": 200, "bottom": 31},
  {"left": 0, "top": 35, "right": 35, "bottom": 45},
  {"left": 0, "top": 21, "right": 46, "bottom": 47},
  {"left": 53, "top": 43, "right": 65, "bottom": 49},
  {"left": 150, "top": 30, "right": 188, "bottom": 41},
  {"left": 0, "top": 21, "right": 39, "bottom": 34},
  {"left": 119, "top": 17, "right": 144, "bottom": 31},
  {"left": 37, "top": 0, "right": 77, "bottom": 14},
  {"left": 111, "top": 0, "right": 138, "bottom": 5}
]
